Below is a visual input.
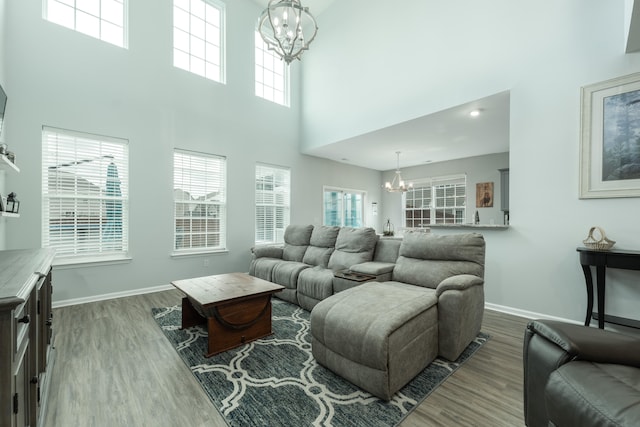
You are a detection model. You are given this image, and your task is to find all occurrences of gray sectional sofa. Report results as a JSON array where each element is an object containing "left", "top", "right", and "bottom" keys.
[{"left": 249, "top": 224, "right": 486, "bottom": 400}]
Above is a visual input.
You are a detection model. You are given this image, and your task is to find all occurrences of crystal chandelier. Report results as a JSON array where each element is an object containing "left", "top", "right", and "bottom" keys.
[
  {"left": 384, "top": 152, "right": 413, "bottom": 192},
  {"left": 258, "top": 0, "right": 318, "bottom": 64}
]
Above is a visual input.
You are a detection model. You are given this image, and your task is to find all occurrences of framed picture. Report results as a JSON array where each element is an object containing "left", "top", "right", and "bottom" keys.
[
  {"left": 580, "top": 72, "right": 640, "bottom": 198},
  {"left": 476, "top": 182, "right": 494, "bottom": 207}
]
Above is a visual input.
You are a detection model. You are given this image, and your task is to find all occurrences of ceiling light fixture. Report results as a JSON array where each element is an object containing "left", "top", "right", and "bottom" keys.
[
  {"left": 258, "top": 0, "right": 318, "bottom": 64},
  {"left": 469, "top": 109, "right": 481, "bottom": 117},
  {"left": 384, "top": 152, "right": 413, "bottom": 193}
]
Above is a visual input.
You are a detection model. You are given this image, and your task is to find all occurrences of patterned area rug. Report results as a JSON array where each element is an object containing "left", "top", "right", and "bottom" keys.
[{"left": 152, "top": 299, "right": 489, "bottom": 427}]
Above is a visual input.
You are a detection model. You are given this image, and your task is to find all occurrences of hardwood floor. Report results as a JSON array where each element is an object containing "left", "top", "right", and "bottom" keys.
[{"left": 43, "top": 290, "right": 529, "bottom": 427}]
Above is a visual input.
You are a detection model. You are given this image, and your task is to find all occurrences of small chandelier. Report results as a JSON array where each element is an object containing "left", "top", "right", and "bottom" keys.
[
  {"left": 258, "top": 0, "right": 318, "bottom": 64},
  {"left": 384, "top": 152, "right": 413, "bottom": 193}
]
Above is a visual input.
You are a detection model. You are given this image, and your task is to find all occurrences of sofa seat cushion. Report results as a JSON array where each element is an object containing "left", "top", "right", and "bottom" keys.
[
  {"left": 311, "top": 282, "right": 438, "bottom": 400},
  {"left": 296, "top": 266, "right": 335, "bottom": 311},
  {"left": 327, "top": 227, "right": 379, "bottom": 271},
  {"left": 545, "top": 361, "right": 640, "bottom": 427},
  {"left": 271, "top": 261, "right": 310, "bottom": 305},
  {"left": 249, "top": 257, "right": 281, "bottom": 282}
]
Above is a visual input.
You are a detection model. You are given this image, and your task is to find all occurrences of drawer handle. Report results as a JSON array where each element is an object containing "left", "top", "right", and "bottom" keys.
[{"left": 18, "top": 315, "right": 30, "bottom": 324}]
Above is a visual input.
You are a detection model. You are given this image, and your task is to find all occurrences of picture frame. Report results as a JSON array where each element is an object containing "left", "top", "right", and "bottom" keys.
[
  {"left": 580, "top": 72, "right": 640, "bottom": 198},
  {"left": 476, "top": 182, "right": 494, "bottom": 207}
]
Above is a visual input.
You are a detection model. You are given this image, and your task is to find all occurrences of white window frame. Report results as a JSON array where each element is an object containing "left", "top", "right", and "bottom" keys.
[
  {"left": 43, "top": 0, "right": 128, "bottom": 48},
  {"left": 42, "top": 126, "right": 130, "bottom": 265},
  {"left": 403, "top": 174, "right": 467, "bottom": 228},
  {"left": 173, "top": 149, "right": 227, "bottom": 255},
  {"left": 255, "top": 163, "right": 290, "bottom": 245},
  {"left": 323, "top": 186, "right": 366, "bottom": 228},
  {"left": 255, "top": 30, "right": 289, "bottom": 106},
  {"left": 173, "top": 0, "right": 226, "bottom": 83}
]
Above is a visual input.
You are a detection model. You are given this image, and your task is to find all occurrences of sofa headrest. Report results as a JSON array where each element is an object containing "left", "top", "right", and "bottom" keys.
[
  {"left": 392, "top": 231, "right": 486, "bottom": 288},
  {"left": 309, "top": 225, "right": 340, "bottom": 248},
  {"left": 328, "top": 227, "right": 379, "bottom": 271},
  {"left": 283, "top": 224, "right": 314, "bottom": 262},
  {"left": 284, "top": 224, "right": 314, "bottom": 246},
  {"left": 399, "top": 231, "right": 485, "bottom": 265}
]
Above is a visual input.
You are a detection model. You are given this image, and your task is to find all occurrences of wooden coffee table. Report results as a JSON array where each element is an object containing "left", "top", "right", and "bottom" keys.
[{"left": 171, "top": 272, "right": 284, "bottom": 357}]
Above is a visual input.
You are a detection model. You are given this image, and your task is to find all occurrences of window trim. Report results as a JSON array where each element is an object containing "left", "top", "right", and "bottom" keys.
[
  {"left": 402, "top": 174, "right": 467, "bottom": 228},
  {"left": 255, "top": 162, "right": 291, "bottom": 245},
  {"left": 43, "top": 0, "right": 129, "bottom": 48},
  {"left": 254, "top": 30, "right": 290, "bottom": 107},
  {"left": 322, "top": 186, "right": 366, "bottom": 228},
  {"left": 172, "top": 148, "right": 227, "bottom": 255},
  {"left": 172, "top": 0, "right": 227, "bottom": 84},
  {"left": 42, "top": 126, "right": 130, "bottom": 265}
]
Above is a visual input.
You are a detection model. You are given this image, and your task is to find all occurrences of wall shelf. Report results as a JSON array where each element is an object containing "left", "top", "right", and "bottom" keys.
[
  {"left": 0, "top": 154, "right": 19, "bottom": 172},
  {"left": 0, "top": 212, "right": 19, "bottom": 218}
]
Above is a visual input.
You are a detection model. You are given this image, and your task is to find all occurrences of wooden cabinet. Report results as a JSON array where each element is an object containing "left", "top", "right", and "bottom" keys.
[{"left": 0, "top": 249, "right": 55, "bottom": 427}]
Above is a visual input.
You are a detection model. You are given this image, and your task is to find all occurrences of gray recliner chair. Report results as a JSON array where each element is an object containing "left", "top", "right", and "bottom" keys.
[{"left": 523, "top": 319, "right": 640, "bottom": 427}]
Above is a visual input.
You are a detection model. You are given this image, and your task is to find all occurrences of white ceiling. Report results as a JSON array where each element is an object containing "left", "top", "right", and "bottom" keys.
[
  {"left": 306, "top": 91, "right": 511, "bottom": 171},
  {"left": 253, "top": 1, "right": 511, "bottom": 172}
]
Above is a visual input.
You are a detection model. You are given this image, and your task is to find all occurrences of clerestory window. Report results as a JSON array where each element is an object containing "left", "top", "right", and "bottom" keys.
[
  {"left": 44, "top": 0, "right": 128, "bottom": 48},
  {"left": 173, "top": 0, "right": 226, "bottom": 83}
]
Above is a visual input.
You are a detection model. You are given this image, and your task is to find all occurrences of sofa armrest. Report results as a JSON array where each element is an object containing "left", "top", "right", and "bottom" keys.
[
  {"left": 527, "top": 319, "right": 640, "bottom": 367},
  {"left": 435, "top": 274, "right": 483, "bottom": 297},
  {"left": 252, "top": 245, "right": 284, "bottom": 259}
]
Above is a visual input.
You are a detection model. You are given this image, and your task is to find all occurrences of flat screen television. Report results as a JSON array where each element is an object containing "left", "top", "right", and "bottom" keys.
[{"left": 0, "top": 83, "right": 6, "bottom": 139}]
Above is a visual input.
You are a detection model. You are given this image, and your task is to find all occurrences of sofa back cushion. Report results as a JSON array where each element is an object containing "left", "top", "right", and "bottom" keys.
[
  {"left": 373, "top": 238, "right": 401, "bottom": 263},
  {"left": 392, "top": 231, "right": 485, "bottom": 289},
  {"left": 328, "top": 227, "right": 379, "bottom": 271},
  {"left": 303, "top": 226, "right": 340, "bottom": 267},
  {"left": 282, "top": 224, "right": 314, "bottom": 262}
]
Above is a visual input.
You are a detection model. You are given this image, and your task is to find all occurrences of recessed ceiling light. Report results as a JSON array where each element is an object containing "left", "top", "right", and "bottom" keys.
[{"left": 469, "top": 110, "right": 481, "bottom": 117}]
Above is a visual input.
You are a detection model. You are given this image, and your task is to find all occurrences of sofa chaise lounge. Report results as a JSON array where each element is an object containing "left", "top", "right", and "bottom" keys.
[{"left": 250, "top": 224, "right": 486, "bottom": 400}]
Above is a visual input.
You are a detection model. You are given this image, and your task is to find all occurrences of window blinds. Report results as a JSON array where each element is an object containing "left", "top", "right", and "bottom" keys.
[
  {"left": 255, "top": 163, "right": 290, "bottom": 244},
  {"left": 173, "top": 149, "right": 227, "bottom": 252},
  {"left": 42, "top": 126, "right": 129, "bottom": 262}
]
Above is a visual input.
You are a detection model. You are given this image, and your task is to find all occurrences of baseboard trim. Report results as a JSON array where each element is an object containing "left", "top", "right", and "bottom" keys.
[
  {"left": 52, "top": 286, "right": 582, "bottom": 326},
  {"left": 52, "top": 284, "right": 174, "bottom": 309},
  {"left": 484, "top": 302, "right": 581, "bottom": 325}
]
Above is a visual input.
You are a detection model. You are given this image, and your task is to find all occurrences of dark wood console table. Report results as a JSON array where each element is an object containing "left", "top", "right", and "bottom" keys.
[{"left": 577, "top": 247, "right": 640, "bottom": 329}]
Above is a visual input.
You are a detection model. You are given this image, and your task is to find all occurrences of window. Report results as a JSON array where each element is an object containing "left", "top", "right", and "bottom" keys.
[
  {"left": 173, "top": 0, "right": 225, "bottom": 83},
  {"left": 255, "top": 31, "right": 289, "bottom": 106},
  {"left": 173, "top": 150, "right": 226, "bottom": 253},
  {"left": 42, "top": 126, "right": 129, "bottom": 263},
  {"left": 255, "top": 164, "right": 290, "bottom": 245},
  {"left": 323, "top": 187, "right": 365, "bottom": 227},
  {"left": 44, "top": 0, "right": 127, "bottom": 48},
  {"left": 403, "top": 174, "right": 467, "bottom": 228}
]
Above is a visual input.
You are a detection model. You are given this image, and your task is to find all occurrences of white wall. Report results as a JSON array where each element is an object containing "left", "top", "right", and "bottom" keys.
[
  {"left": 302, "top": 0, "right": 640, "bottom": 323},
  {"left": 3, "top": 0, "right": 382, "bottom": 303}
]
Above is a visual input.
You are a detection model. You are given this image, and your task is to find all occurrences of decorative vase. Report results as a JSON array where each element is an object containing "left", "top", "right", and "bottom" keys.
[{"left": 383, "top": 219, "right": 394, "bottom": 236}]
